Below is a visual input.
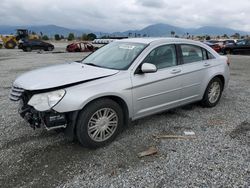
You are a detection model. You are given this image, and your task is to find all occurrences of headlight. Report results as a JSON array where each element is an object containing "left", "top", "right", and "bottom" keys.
[{"left": 28, "top": 89, "right": 66, "bottom": 111}]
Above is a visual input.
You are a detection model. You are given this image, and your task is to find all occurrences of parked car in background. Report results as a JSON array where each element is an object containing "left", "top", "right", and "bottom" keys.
[
  {"left": 0, "top": 38, "right": 3, "bottom": 49},
  {"left": 10, "top": 38, "right": 230, "bottom": 148},
  {"left": 219, "top": 39, "right": 237, "bottom": 49},
  {"left": 222, "top": 39, "right": 250, "bottom": 55},
  {"left": 20, "top": 39, "right": 54, "bottom": 52},
  {"left": 203, "top": 41, "right": 222, "bottom": 53},
  {"left": 206, "top": 40, "right": 219, "bottom": 44},
  {"left": 92, "top": 39, "right": 117, "bottom": 44},
  {"left": 66, "top": 42, "right": 98, "bottom": 52}
]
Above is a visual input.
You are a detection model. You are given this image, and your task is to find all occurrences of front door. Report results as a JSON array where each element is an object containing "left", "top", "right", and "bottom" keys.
[{"left": 131, "top": 44, "right": 182, "bottom": 119}]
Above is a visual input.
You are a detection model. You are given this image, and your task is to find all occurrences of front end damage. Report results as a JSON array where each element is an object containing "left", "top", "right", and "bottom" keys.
[
  {"left": 19, "top": 104, "right": 67, "bottom": 130},
  {"left": 9, "top": 85, "right": 76, "bottom": 134}
]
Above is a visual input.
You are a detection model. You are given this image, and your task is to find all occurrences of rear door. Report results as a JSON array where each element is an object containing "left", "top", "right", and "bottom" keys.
[
  {"left": 177, "top": 44, "right": 209, "bottom": 103},
  {"left": 131, "top": 44, "right": 183, "bottom": 119}
]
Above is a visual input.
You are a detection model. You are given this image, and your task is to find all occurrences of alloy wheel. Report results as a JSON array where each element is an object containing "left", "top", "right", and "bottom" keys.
[
  {"left": 208, "top": 81, "right": 221, "bottom": 104},
  {"left": 87, "top": 108, "right": 118, "bottom": 142}
]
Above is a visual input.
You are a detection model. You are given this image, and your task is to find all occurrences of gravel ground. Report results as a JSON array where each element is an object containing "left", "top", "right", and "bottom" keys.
[{"left": 0, "top": 45, "right": 249, "bottom": 188}]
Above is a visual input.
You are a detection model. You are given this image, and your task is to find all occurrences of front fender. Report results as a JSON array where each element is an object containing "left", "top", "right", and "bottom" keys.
[{"left": 52, "top": 79, "right": 133, "bottom": 118}]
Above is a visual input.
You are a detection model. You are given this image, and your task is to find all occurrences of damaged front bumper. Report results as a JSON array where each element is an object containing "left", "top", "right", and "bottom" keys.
[
  {"left": 19, "top": 101, "right": 67, "bottom": 131},
  {"left": 10, "top": 86, "right": 78, "bottom": 141}
]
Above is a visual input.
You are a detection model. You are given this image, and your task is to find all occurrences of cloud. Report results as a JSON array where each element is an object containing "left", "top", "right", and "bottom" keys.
[
  {"left": 136, "top": 0, "right": 166, "bottom": 8},
  {"left": 0, "top": 0, "right": 250, "bottom": 32}
]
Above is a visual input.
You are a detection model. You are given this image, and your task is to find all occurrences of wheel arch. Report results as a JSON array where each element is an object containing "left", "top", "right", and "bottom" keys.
[
  {"left": 202, "top": 74, "right": 225, "bottom": 99},
  {"left": 65, "top": 95, "right": 131, "bottom": 141},
  {"left": 84, "top": 95, "right": 130, "bottom": 127},
  {"left": 214, "top": 74, "right": 225, "bottom": 90}
]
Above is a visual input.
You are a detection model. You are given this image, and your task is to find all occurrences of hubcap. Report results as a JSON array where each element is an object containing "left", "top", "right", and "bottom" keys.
[
  {"left": 87, "top": 108, "right": 118, "bottom": 142},
  {"left": 208, "top": 81, "right": 221, "bottom": 104}
]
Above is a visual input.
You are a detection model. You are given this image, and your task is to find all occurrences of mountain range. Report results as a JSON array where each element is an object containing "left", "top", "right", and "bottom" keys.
[
  {"left": 0, "top": 25, "right": 91, "bottom": 36},
  {"left": 113, "top": 23, "right": 249, "bottom": 37},
  {"left": 0, "top": 23, "right": 249, "bottom": 37}
]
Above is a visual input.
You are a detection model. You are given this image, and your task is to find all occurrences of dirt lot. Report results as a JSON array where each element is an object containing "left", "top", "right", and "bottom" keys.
[{"left": 0, "top": 44, "right": 249, "bottom": 188}]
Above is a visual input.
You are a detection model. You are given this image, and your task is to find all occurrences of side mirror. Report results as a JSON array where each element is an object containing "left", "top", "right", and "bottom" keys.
[{"left": 141, "top": 63, "right": 157, "bottom": 73}]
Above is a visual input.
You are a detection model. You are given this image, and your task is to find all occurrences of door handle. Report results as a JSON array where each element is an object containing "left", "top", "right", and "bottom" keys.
[
  {"left": 204, "top": 62, "right": 211, "bottom": 67},
  {"left": 171, "top": 69, "right": 181, "bottom": 74}
]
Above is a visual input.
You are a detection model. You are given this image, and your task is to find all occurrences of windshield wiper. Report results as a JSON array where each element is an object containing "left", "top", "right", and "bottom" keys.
[{"left": 84, "top": 63, "right": 102, "bottom": 68}]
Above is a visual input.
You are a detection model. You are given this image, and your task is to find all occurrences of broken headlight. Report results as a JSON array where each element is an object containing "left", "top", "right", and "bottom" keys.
[{"left": 28, "top": 89, "right": 66, "bottom": 111}]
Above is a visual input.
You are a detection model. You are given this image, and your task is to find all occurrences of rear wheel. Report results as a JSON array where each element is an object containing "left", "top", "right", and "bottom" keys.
[
  {"left": 76, "top": 98, "right": 124, "bottom": 148},
  {"left": 25, "top": 46, "right": 32, "bottom": 52},
  {"left": 201, "top": 77, "right": 223, "bottom": 107},
  {"left": 5, "top": 40, "right": 16, "bottom": 49}
]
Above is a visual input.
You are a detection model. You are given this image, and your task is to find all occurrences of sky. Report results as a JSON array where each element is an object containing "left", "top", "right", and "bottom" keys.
[{"left": 0, "top": 0, "right": 250, "bottom": 32}]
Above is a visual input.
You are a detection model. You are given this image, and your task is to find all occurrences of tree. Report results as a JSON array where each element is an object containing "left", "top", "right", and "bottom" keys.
[
  {"left": 206, "top": 35, "right": 211, "bottom": 40},
  {"left": 60, "top": 35, "right": 64, "bottom": 40},
  {"left": 222, "top": 34, "right": 229, "bottom": 39},
  {"left": 234, "top": 33, "right": 240, "bottom": 39},
  {"left": 101, "top": 35, "right": 109, "bottom": 39},
  {"left": 81, "top": 33, "right": 88, "bottom": 40},
  {"left": 42, "top": 35, "right": 49, "bottom": 40},
  {"left": 67, "top": 33, "right": 75, "bottom": 41},
  {"left": 54, "top": 34, "right": 61, "bottom": 41},
  {"left": 170, "top": 31, "right": 175, "bottom": 37},
  {"left": 87, "top": 33, "right": 97, "bottom": 40}
]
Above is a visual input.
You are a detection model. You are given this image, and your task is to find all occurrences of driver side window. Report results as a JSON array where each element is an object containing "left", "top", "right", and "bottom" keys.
[{"left": 143, "top": 44, "right": 177, "bottom": 69}]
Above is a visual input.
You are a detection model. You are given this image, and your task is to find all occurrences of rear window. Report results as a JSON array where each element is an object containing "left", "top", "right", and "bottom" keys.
[
  {"left": 202, "top": 48, "right": 215, "bottom": 60},
  {"left": 207, "top": 51, "right": 215, "bottom": 59},
  {"left": 180, "top": 44, "right": 203, "bottom": 63}
]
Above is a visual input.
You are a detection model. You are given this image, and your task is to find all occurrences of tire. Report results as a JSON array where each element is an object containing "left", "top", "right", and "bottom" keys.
[
  {"left": 25, "top": 46, "right": 32, "bottom": 52},
  {"left": 18, "top": 44, "right": 23, "bottom": 49},
  {"left": 76, "top": 98, "right": 124, "bottom": 148},
  {"left": 47, "top": 46, "right": 53, "bottom": 51},
  {"left": 5, "top": 40, "right": 16, "bottom": 49},
  {"left": 201, "top": 77, "right": 223, "bottom": 107},
  {"left": 0, "top": 43, "right": 2, "bottom": 49}
]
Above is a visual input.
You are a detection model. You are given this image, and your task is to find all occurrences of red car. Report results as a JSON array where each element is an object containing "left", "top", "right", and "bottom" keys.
[
  {"left": 66, "top": 42, "right": 97, "bottom": 52},
  {"left": 203, "top": 41, "right": 221, "bottom": 53}
]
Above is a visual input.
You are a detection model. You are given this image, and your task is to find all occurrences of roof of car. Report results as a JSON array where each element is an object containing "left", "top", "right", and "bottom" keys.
[
  {"left": 119, "top": 37, "right": 220, "bottom": 58},
  {"left": 119, "top": 37, "right": 198, "bottom": 44}
]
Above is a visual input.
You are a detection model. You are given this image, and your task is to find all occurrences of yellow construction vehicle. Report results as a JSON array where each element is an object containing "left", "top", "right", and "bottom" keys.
[
  {"left": 0, "top": 29, "right": 39, "bottom": 49},
  {"left": 0, "top": 34, "right": 18, "bottom": 49}
]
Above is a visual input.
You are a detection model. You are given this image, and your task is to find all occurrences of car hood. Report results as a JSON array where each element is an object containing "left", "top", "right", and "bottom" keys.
[{"left": 14, "top": 62, "right": 119, "bottom": 90}]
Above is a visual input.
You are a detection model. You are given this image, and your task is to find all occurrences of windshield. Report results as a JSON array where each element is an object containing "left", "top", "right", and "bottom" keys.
[{"left": 82, "top": 42, "right": 147, "bottom": 70}]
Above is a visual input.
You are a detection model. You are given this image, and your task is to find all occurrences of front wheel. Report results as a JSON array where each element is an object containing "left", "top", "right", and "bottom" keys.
[
  {"left": 201, "top": 77, "right": 223, "bottom": 107},
  {"left": 24, "top": 46, "right": 32, "bottom": 52},
  {"left": 47, "top": 46, "right": 53, "bottom": 51},
  {"left": 76, "top": 99, "right": 124, "bottom": 148}
]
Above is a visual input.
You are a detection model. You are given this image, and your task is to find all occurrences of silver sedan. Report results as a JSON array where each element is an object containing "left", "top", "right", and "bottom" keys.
[{"left": 10, "top": 38, "right": 230, "bottom": 148}]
